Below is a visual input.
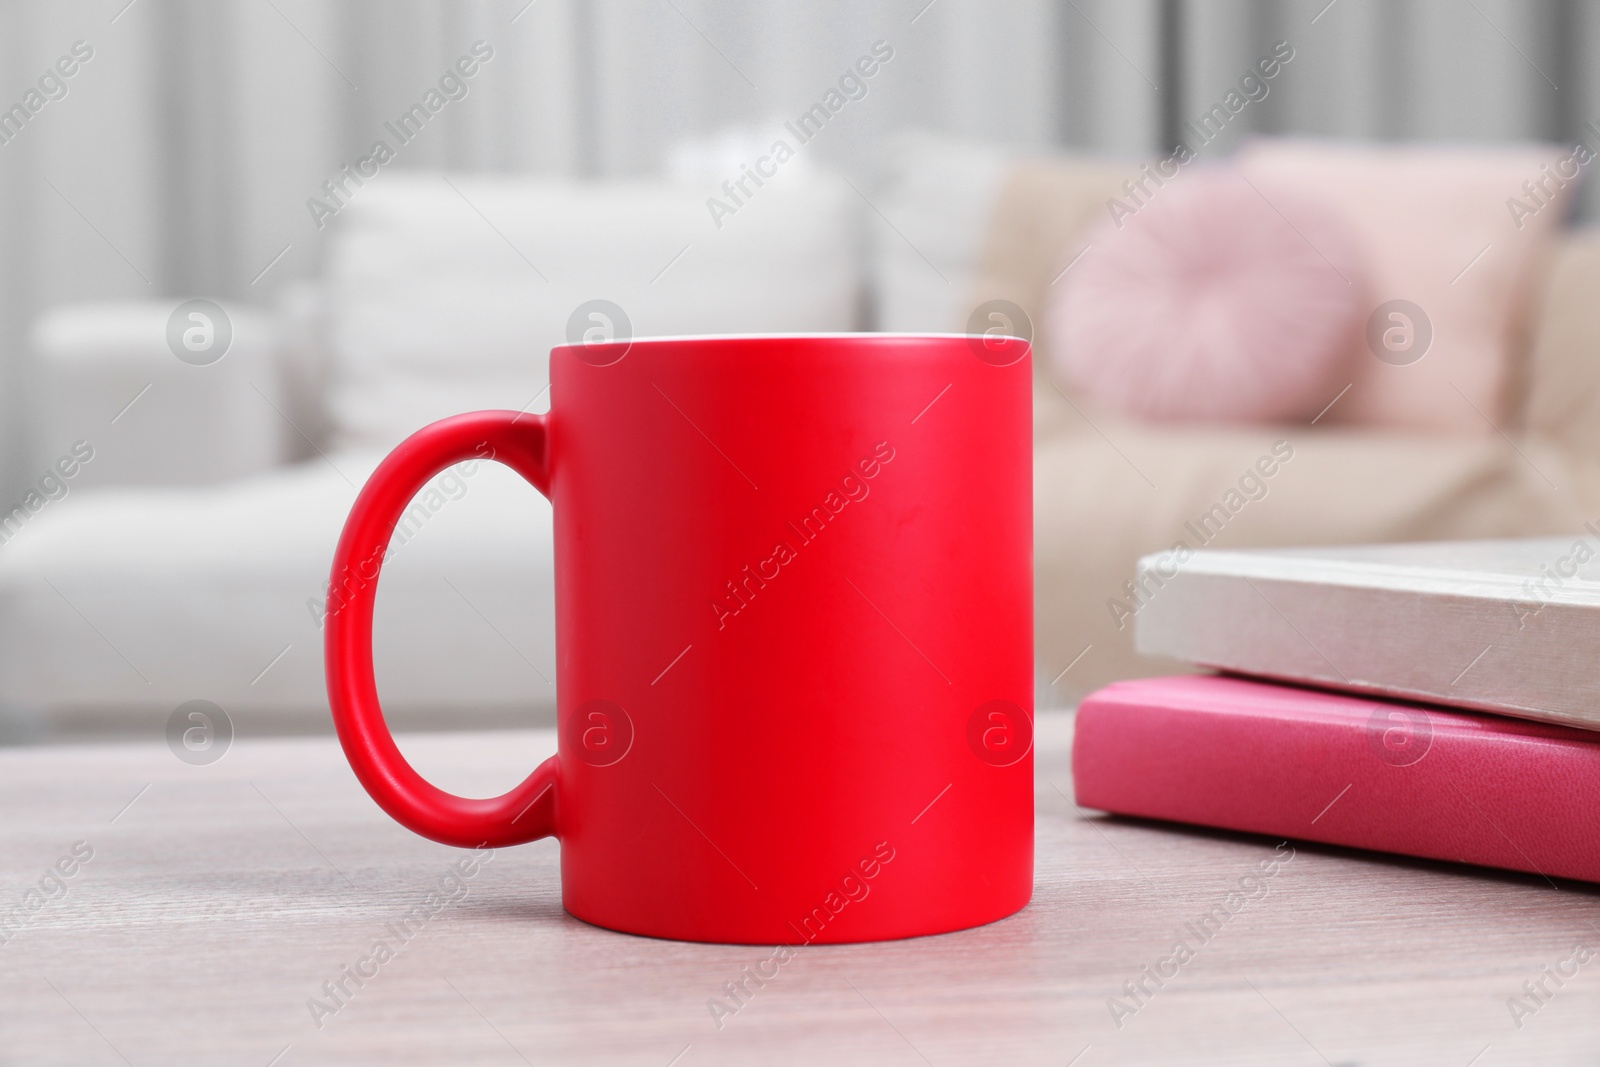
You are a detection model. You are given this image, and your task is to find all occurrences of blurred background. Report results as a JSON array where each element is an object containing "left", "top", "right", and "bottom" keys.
[{"left": 5, "top": 0, "right": 1600, "bottom": 742}]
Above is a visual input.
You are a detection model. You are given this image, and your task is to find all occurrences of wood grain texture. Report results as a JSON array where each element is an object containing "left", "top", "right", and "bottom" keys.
[{"left": 1, "top": 713, "right": 1598, "bottom": 1065}]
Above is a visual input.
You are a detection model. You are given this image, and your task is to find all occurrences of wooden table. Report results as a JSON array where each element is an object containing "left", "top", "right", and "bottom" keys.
[{"left": 2, "top": 711, "right": 1597, "bottom": 1065}]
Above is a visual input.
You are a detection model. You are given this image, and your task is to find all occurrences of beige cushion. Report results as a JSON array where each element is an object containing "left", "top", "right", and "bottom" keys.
[
  {"left": 968, "top": 156, "right": 1138, "bottom": 331},
  {"left": 1035, "top": 420, "right": 1595, "bottom": 699},
  {"left": 967, "top": 156, "right": 1140, "bottom": 440}
]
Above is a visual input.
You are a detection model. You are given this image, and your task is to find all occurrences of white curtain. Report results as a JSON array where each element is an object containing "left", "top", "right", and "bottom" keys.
[{"left": 0, "top": 0, "right": 1594, "bottom": 492}]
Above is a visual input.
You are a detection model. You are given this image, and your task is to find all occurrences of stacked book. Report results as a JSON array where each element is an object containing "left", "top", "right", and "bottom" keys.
[{"left": 1072, "top": 538, "right": 1600, "bottom": 883}]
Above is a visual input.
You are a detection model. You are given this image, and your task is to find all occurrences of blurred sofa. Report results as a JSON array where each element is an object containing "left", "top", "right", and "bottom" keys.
[
  {"left": 3, "top": 135, "right": 1598, "bottom": 735},
  {"left": 0, "top": 165, "right": 858, "bottom": 735}
]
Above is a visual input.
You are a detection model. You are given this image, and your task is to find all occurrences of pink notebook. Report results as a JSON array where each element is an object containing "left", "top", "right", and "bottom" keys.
[{"left": 1073, "top": 675, "right": 1600, "bottom": 884}]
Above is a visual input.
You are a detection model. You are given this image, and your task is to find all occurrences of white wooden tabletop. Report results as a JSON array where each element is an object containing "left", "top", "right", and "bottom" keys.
[{"left": 1, "top": 711, "right": 1597, "bottom": 1066}]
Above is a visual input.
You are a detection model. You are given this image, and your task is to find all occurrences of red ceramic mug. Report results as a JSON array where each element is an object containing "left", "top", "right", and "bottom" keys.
[{"left": 325, "top": 333, "right": 1033, "bottom": 944}]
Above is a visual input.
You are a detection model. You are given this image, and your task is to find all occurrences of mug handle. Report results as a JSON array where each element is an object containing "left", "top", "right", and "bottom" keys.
[{"left": 325, "top": 410, "right": 559, "bottom": 848}]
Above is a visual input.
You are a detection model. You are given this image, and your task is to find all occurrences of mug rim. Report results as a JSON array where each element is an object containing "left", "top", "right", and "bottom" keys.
[{"left": 552, "top": 331, "right": 1031, "bottom": 353}]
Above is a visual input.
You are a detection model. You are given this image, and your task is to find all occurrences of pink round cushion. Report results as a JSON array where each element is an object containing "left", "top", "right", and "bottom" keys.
[{"left": 1047, "top": 167, "right": 1365, "bottom": 423}]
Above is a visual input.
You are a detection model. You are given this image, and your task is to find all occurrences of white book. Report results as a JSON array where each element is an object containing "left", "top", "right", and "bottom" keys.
[{"left": 1133, "top": 535, "right": 1600, "bottom": 731}]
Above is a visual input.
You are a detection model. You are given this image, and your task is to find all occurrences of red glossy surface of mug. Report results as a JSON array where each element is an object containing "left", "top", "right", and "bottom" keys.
[{"left": 326, "top": 334, "right": 1033, "bottom": 944}]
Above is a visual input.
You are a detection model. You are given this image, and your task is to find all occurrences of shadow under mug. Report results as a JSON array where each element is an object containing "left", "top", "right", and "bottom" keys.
[{"left": 325, "top": 333, "right": 1034, "bottom": 944}]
